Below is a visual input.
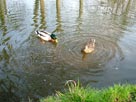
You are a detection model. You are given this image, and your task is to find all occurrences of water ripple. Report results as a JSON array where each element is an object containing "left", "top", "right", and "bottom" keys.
[{"left": 56, "top": 33, "right": 124, "bottom": 70}]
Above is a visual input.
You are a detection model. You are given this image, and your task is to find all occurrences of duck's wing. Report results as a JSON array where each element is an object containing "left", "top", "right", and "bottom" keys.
[
  {"left": 35, "top": 30, "right": 50, "bottom": 37},
  {"left": 40, "top": 31, "right": 50, "bottom": 35}
]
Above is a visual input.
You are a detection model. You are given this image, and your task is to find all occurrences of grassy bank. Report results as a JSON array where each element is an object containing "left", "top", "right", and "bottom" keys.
[{"left": 40, "top": 81, "right": 136, "bottom": 102}]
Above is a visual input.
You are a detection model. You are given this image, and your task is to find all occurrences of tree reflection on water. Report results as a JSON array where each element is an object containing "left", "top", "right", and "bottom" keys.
[{"left": 0, "top": 0, "right": 136, "bottom": 101}]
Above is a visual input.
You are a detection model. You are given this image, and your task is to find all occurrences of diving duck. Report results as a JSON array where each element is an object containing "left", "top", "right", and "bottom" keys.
[
  {"left": 35, "top": 30, "right": 58, "bottom": 43},
  {"left": 82, "top": 38, "right": 95, "bottom": 54}
]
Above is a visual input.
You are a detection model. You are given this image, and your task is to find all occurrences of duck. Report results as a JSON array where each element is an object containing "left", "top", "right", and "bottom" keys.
[
  {"left": 82, "top": 38, "right": 95, "bottom": 54},
  {"left": 35, "top": 30, "right": 58, "bottom": 43}
]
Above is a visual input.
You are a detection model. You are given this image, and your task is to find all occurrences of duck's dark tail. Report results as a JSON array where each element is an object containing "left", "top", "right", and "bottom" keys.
[{"left": 35, "top": 30, "right": 39, "bottom": 35}]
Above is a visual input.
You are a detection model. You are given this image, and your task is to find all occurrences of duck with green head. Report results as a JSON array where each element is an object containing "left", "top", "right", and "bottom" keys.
[{"left": 35, "top": 30, "right": 58, "bottom": 43}]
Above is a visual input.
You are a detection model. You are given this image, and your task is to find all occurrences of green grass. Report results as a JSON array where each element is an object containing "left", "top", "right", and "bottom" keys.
[{"left": 40, "top": 81, "right": 136, "bottom": 102}]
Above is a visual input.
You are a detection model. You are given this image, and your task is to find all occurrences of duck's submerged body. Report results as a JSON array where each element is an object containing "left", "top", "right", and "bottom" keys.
[
  {"left": 35, "top": 30, "right": 58, "bottom": 43},
  {"left": 82, "top": 39, "right": 95, "bottom": 54}
]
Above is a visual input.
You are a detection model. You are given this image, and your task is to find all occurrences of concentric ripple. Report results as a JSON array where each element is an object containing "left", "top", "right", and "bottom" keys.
[{"left": 56, "top": 33, "right": 124, "bottom": 70}]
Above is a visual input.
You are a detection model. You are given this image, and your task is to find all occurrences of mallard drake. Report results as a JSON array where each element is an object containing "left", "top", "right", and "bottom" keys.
[
  {"left": 82, "top": 38, "right": 95, "bottom": 54},
  {"left": 35, "top": 30, "right": 58, "bottom": 43}
]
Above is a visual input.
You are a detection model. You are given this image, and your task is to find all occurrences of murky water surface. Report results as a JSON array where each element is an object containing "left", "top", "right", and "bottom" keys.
[{"left": 0, "top": 0, "right": 136, "bottom": 101}]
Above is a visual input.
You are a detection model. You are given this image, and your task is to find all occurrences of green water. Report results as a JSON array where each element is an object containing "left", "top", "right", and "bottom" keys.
[{"left": 0, "top": 0, "right": 136, "bottom": 101}]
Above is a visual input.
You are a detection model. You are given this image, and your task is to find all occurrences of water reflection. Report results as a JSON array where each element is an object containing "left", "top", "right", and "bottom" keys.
[
  {"left": 39, "top": 0, "right": 46, "bottom": 29},
  {"left": 0, "top": 0, "right": 136, "bottom": 101},
  {"left": 53, "top": 0, "right": 63, "bottom": 32},
  {"left": 76, "top": 0, "right": 83, "bottom": 32},
  {"left": 109, "top": 0, "right": 133, "bottom": 15},
  {"left": 0, "top": 0, "right": 7, "bottom": 35},
  {"left": 32, "top": 0, "right": 39, "bottom": 28},
  {"left": 79, "top": 0, "right": 83, "bottom": 18},
  {"left": 32, "top": 0, "right": 47, "bottom": 30}
]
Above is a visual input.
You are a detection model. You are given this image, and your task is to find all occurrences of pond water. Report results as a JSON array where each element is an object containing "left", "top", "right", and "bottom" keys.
[{"left": 0, "top": 0, "right": 136, "bottom": 101}]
